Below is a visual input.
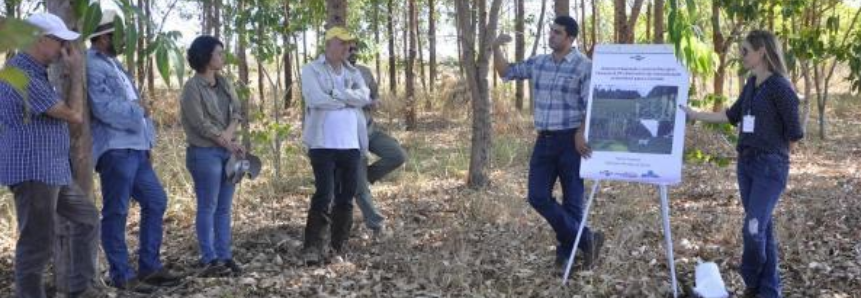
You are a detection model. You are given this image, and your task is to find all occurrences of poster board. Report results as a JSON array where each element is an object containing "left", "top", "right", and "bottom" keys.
[{"left": 580, "top": 44, "right": 690, "bottom": 185}]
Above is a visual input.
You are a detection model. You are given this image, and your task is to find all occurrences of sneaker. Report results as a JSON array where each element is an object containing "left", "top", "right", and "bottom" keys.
[
  {"left": 554, "top": 254, "right": 584, "bottom": 275},
  {"left": 583, "top": 231, "right": 605, "bottom": 269},
  {"left": 109, "top": 278, "right": 158, "bottom": 294},
  {"left": 221, "top": 259, "right": 243, "bottom": 276},
  {"left": 141, "top": 268, "right": 183, "bottom": 287},
  {"left": 197, "top": 261, "right": 229, "bottom": 278},
  {"left": 302, "top": 248, "right": 323, "bottom": 266},
  {"left": 370, "top": 223, "right": 391, "bottom": 239}
]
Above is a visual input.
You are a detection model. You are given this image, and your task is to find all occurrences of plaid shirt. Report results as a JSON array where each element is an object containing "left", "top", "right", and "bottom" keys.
[
  {"left": 0, "top": 53, "right": 72, "bottom": 186},
  {"left": 503, "top": 50, "right": 592, "bottom": 131}
]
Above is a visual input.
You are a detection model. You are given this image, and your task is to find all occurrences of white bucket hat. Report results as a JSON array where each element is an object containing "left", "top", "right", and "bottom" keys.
[{"left": 89, "top": 9, "right": 121, "bottom": 39}]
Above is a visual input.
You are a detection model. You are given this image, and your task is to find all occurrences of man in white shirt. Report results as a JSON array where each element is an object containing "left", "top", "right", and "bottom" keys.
[{"left": 300, "top": 27, "right": 371, "bottom": 265}]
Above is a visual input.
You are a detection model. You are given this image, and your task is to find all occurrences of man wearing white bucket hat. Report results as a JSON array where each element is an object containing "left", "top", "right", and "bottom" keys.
[
  {"left": 86, "top": 9, "right": 181, "bottom": 293},
  {"left": 0, "top": 12, "right": 103, "bottom": 298}
]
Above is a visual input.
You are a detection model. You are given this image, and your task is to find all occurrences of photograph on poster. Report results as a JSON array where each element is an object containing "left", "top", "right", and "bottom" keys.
[{"left": 588, "top": 84, "right": 679, "bottom": 155}]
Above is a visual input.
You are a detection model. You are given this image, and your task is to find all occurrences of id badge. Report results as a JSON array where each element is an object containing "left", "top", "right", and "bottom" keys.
[{"left": 743, "top": 115, "right": 755, "bottom": 133}]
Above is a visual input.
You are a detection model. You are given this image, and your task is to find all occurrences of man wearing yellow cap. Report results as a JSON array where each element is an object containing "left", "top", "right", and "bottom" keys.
[{"left": 300, "top": 26, "right": 371, "bottom": 265}]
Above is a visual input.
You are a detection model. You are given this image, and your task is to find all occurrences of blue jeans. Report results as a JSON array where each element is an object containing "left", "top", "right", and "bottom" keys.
[
  {"left": 527, "top": 130, "right": 592, "bottom": 260},
  {"left": 186, "top": 146, "right": 236, "bottom": 264},
  {"left": 96, "top": 149, "right": 167, "bottom": 284},
  {"left": 355, "top": 129, "right": 407, "bottom": 229},
  {"left": 737, "top": 151, "right": 789, "bottom": 298}
]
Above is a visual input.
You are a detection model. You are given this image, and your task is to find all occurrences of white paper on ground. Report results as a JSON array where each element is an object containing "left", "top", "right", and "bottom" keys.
[{"left": 693, "top": 261, "right": 729, "bottom": 298}]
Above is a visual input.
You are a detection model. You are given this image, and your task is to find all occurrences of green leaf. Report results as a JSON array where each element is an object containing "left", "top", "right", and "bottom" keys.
[
  {"left": 124, "top": 23, "right": 138, "bottom": 60},
  {"left": 0, "top": 67, "right": 29, "bottom": 100},
  {"left": 0, "top": 67, "right": 31, "bottom": 123},
  {"left": 156, "top": 46, "right": 171, "bottom": 87},
  {"left": 73, "top": 0, "right": 89, "bottom": 20},
  {"left": 112, "top": 17, "right": 126, "bottom": 54},
  {"left": 171, "top": 47, "right": 186, "bottom": 87},
  {"left": 81, "top": 3, "right": 103, "bottom": 39},
  {"left": 0, "top": 17, "right": 40, "bottom": 52}
]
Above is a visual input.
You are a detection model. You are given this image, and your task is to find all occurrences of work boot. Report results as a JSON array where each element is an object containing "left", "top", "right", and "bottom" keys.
[
  {"left": 302, "top": 211, "right": 330, "bottom": 266},
  {"left": 583, "top": 231, "right": 605, "bottom": 269},
  {"left": 330, "top": 203, "right": 354, "bottom": 254}
]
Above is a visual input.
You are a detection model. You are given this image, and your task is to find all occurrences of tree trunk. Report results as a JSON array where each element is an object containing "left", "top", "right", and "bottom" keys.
[
  {"left": 531, "top": 0, "right": 548, "bottom": 110},
  {"left": 654, "top": 0, "right": 664, "bottom": 43},
  {"left": 590, "top": 0, "right": 598, "bottom": 56},
  {"left": 801, "top": 62, "right": 812, "bottom": 134},
  {"left": 614, "top": 0, "right": 625, "bottom": 42},
  {"left": 375, "top": 0, "right": 382, "bottom": 83},
  {"left": 428, "top": 0, "right": 437, "bottom": 96},
  {"left": 555, "top": 0, "right": 569, "bottom": 16},
  {"left": 416, "top": 10, "right": 427, "bottom": 94},
  {"left": 145, "top": 0, "right": 154, "bottom": 97},
  {"left": 46, "top": 0, "right": 96, "bottom": 294},
  {"left": 813, "top": 65, "right": 826, "bottom": 140},
  {"left": 711, "top": 0, "right": 726, "bottom": 111},
  {"left": 326, "top": 0, "right": 347, "bottom": 28},
  {"left": 615, "top": 0, "right": 645, "bottom": 43},
  {"left": 202, "top": 0, "right": 211, "bottom": 35},
  {"left": 136, "top": 0, "right": 145, "bottom": 85},
  {"left": 388, "top": 0, "right": 397, "bottom": 95},
  {"left": 405, "top": 0, "right": 418, "bottom": 130},
  {"left": 454, "top": 4, "right": 465, "bottom": 76},
  {"left": 580, "top": 0, "right": 587, "bottom": 49},
  {"left": 456, "top": 0, "right": 503, "bottom": 189},
  {"left": 284, "top": 1, "right": 293, "bottom": 110},
  {"left": 646, "top": 2, "right": 652, "bottom": 41},
  {"left": 214, "top": 0, "right": 222, "bottom": 39},
  {"left": 515, "top": 0, "right": 525, "bottom": 110},
  {"left": 257, "top": 23, "right": 265, "bottom": 114},
  {"left": 625, "top": 0, "right": 645, "bottom": 43},
  {"left": 237, "top": 0, "right": 250, "bottom": 150}
]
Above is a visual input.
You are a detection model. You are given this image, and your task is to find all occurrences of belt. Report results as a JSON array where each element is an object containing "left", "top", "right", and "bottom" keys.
[
  {"left": 739, "top": 147, "right": 774, "bottom": 158},
  {"left": 537, "top": 129, "right": 577, "bottom": 137}
]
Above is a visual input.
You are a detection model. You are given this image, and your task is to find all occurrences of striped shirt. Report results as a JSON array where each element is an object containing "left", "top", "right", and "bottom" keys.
[
  {"left": 0, "top": 53, "right": 72, "bottom": 186},
  {"left": 503, "top": 49, "right": 592, "bottom": 131}
]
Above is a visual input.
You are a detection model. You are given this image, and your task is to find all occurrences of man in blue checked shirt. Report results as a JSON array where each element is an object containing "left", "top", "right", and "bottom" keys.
[
  {"left": 0, "top": 13, "right": 101, "bottom": 298},
  {"left": 85, "top": 10, "right": 181, "bottom": 293},
  {"left": 493, "top": 15, "right": 605, "bottom": 273}
]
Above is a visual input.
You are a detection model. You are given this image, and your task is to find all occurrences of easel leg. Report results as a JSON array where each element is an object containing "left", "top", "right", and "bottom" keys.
[
  {"left": 562, "top": 180, "right": 601, "bottom": 285},
  {"left": 659, "top": 185, "right": 678, "bottom": 298}
]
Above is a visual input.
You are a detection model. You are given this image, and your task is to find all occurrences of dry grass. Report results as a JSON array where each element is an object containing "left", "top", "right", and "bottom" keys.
[{"left": 0, "top": 83, "right": 859, "bottom": 297}]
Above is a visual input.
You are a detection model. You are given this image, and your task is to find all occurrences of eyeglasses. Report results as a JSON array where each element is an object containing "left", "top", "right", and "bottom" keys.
[{"left": 45, "top": 35, "right": 69, "bottom": 47}]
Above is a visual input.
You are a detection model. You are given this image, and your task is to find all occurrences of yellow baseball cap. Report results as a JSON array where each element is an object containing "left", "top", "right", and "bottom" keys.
[{"left": 325, "top": 27, "right": 356, "bottom": 42}]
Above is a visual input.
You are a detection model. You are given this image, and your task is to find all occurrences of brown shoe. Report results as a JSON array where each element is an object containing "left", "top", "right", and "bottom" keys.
[{"left": 583, "top": 231, "right": 605, "bottom": 269}]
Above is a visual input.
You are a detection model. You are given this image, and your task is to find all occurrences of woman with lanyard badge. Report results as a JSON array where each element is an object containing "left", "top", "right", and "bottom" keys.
[{"left": 680, "top": 30, "right": 804, "bottom": 298}]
